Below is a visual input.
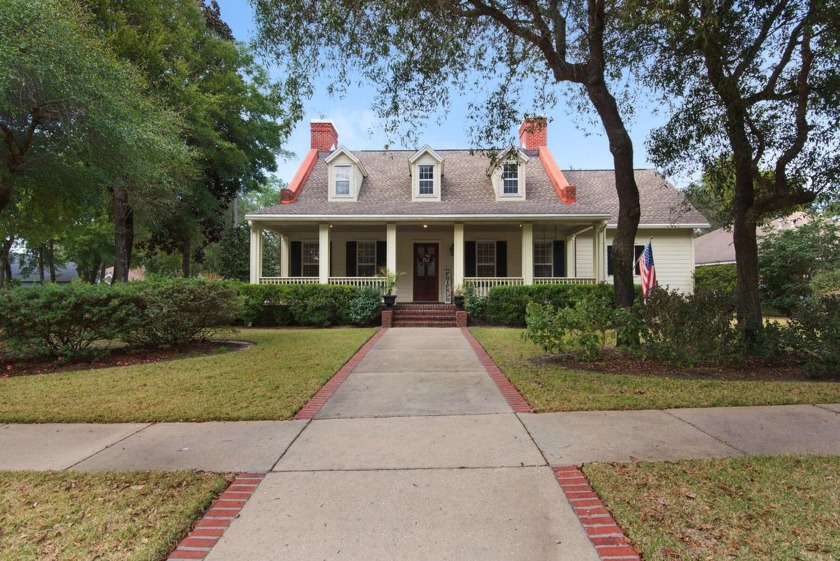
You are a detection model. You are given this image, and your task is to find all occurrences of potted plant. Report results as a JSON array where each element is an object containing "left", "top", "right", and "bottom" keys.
[
  {"left": 452, "top": 284, "right": 465, "bottom": 309},
  {"left": 379, "top": 267, "right": 403, "bottom": 308}
]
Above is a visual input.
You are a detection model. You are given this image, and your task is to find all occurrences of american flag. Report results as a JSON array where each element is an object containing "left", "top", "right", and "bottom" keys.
[{"left": 639, "top": 241, "right": 656, "bottom": 300}]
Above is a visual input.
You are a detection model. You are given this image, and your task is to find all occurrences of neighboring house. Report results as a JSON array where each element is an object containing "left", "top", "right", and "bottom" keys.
[
  {"left": 695, "top": 212, "right": 816, "bottom": 267},
  {"left": 101, "top": 266, "right": 147, "bottom": 284},
  {"left": 9, "top": 258, "right": 79, "bottom": 286},
  {"left": 246, "top": 118, "right": 708, "bottom": 302}
]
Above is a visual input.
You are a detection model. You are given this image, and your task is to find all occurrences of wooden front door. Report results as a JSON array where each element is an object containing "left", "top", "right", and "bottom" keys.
[{"left": 413, "top": 243, "right": 439, "bottom": 301}]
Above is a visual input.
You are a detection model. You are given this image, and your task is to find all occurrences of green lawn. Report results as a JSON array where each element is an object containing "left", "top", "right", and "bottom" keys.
[
  {"left": 584, "top": 456, "right": 840, "bottom": 561},
  {"left": 0, "top": 470, "right": 232, "bottom": 561},
  {"left": 0, "top": 328, "right": 376, "bottom": 423},
  {"left": 471, "top": 327, "right": 840, "bottom": 411}
]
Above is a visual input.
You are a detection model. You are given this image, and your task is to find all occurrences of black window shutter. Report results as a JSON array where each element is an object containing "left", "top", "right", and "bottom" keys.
[
  {"left": 465, "top": 241, "right": 476, "bottom": 277},
  {"left": 496, "top": 241, "right": 507, "bottom": 277},
  {"left": 552, "top": 240, "right": 566, "bottom": 277},
  {"left": 607, "top": 246, "right": 614, "bottom": 277},
  {"left": 329, "top": 241, "right": 333, "bottom": 277},
  {"left": 291, "top": 241, "right": 302, "bottom": 277},
  {"left": 376, "top": 241, "right": 387, "bottom": 270},
  {"left": 634, "top": 245, "right": 644, "bottom": 275},
  {"left": 346, "top": 241, "right": 357, "bottom": 277}
]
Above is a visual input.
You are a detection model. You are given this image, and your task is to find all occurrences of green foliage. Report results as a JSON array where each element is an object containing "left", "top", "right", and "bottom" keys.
[
  {"left": 523, "top": 295, "right": 618, "bottom": 361},
  {"left": 639, "top": 288, "right": 740, "bottom": 367},
  {"left": 781, "top": 297, "right": 840, "bottom": 378},
  {"left": 233, "top": 283, "right": 372, "bottom": 327},
  {"left": 463, "top": 283, "right": 488, "bottom": 323},
  {"left": 693, "top": 264, "right": 737, "bottom": 296},
  {"left": 758, "top": 218, "right": 840, "bottom": 314},
  {"left": 0, "top": 283, "right": 142, "bottom": 360},
  {"left": 810, "top": 269, "right": 840, "bottom": 298},
  {"left": 348, "top": 287, "right": 382, "bottom": 326},
  {"left": 123, "top": 279, "right": 242, "bottom": 348},
  {"left": 484, "top": 284, "right": 619, "bottom": 327}
]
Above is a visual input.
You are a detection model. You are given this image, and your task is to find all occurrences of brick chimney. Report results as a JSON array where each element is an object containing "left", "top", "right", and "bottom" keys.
[
  {"left": 518, "top": 116, "right": 548, "bottom": 150},
  {"left": 310, "top": 120, "right": 338, "bottom": 152}
]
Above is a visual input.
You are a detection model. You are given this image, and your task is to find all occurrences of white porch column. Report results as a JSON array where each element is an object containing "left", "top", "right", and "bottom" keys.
[
  {"left": 599, "top": 224, "right": 608, "bottom": 282},
  {"left": 280, "top": 234, "right": 290, "bottom": 278},
  {"left": 318, "top": 223, "right": 330, "bottom": 284},
  {"left": 521, "top": 223, "right": 534, "bottom": 285},
  {"left": 249, "top": 221, "right": 263, "bottom": 284},
  {"left": 453, "top": 223, "right": 465, "bottom": 288},
  {"left": 592, "top": 222, "right": 601, "bottom": 282},
  {"left": 386, "top": 223, "right": 397, "bottom": 273},
  {"left": 566, "top": 235, "right": 576, "bottom": 278}
]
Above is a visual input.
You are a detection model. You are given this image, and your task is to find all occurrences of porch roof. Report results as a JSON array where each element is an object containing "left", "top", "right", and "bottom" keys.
[{"left": 247, "top": 150, "right": 707, "bottom": 227}]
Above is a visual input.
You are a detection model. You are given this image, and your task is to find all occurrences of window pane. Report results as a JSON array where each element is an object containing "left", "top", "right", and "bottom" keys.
[
  {"left": 335, "top": 166, "right": 351, "bottom": 195},
  {"left": 533, "top": 241, "right": 553, "bottom": 277},
  {"left": 476, "top": 241, "right": 495, "bottom": 277},
  {"left": 356, "top": 241, "right": 376, "bottom": 277},
  {"left": 534, "top": 264, "right": 552, "bottom": 277},
  {"left": 503, "top": 163, "right": 518, "bottom": 194},
  {"left": 302, "top": 242, "right": 319, "bottom": 277},
  {"left": 418, "top": 164, "right": 434, "bottom": 195}
]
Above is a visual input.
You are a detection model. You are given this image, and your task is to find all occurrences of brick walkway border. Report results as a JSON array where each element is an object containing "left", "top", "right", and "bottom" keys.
[
  {"left": 460, "top": 327, "right": 533, "bottom": 413},
  {"left": 293, "top": 327, "right": 389, "bottom": 420},
  {"left": 167, "top": 473, "right": 265, "bottom": 560},
  {"left": 552, "top": 466, "right": 640, "bottom": 561}
]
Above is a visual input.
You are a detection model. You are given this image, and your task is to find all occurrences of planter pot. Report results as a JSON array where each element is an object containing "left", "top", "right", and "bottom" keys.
[
  {"left": 453, "top": 295, "right": 465, "bottom": 309},
  {"left": 383, "top": 294, "right": 397, "bottom": 308}
]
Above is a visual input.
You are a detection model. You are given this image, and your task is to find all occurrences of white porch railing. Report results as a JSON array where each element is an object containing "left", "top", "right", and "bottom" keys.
[
  {"left": 259, "top": 277, "right": 318, "bottom": 285},
  {"left": 258, "top": 276, "right": 387, "bottom": 289},
  {"left": 328, "top": 277, "right": 387, "bottom": 289},
  {"left": 465, "top": 277, "right": 524, "bottom": 297},
  {"left": 534, "top": 277, "right": 597, "bottom": 285}
]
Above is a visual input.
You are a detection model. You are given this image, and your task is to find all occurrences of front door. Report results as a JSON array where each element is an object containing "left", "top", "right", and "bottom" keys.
[{"left": 413, "top": 243, "right": 439, "bottom": 301}]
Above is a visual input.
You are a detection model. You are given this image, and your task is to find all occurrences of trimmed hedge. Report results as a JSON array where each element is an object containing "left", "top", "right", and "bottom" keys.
[
  {"left": 0, "top": 279, "right": 241, "bottom": 361},
  {"left": 233, "top": 283, "right": 380, "bottom": 327},
  {"left": 478, "top": 283, "right": 626, "bottom": 327}
]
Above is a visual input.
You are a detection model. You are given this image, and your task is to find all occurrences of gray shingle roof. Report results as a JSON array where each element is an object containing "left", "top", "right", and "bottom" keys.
[{"left": 250, "top": 150, "right": 708, "bottom": 226}]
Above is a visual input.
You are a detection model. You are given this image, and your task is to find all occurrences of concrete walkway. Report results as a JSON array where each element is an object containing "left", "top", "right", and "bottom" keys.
[{"left": 2, "top": 327, "right": 839, "bottom": 561}]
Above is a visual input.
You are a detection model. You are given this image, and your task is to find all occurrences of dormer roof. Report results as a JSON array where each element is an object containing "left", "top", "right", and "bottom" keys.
[
  {"left": 325, "top": 146, "right": 368, "bottom": 176},
  {"left": 486, "top": 147, "right": 530, "bottom": 176},
  {"left": 409, "top": 145, "right": 445, "bottom": 176}
]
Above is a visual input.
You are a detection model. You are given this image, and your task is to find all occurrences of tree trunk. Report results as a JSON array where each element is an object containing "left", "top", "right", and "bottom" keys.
[
  {"left": 48, "top": 239, "right": 56, "bottom": 282},
  {"left": 38, "top": 248, "right": 45, "bottom": 284},
  {"left": 111, "top": 185, "right": 134, "bottom": 283},
  {"left": 1, "top": 236, "right": 14, "bottom": 287},
  {"left": 586, "top": 84, "right": 641, "bottom": 309},
  {"left": 0, "top": 178, "right": 12, "bottom": 216},
  {"left": 231, "top": 196, "right": 238, "bottom": 227},
  {"left": 181, "top": 238, "right": 191, "bottom": 278},
  {"left": 731, "top": 151, "right": 763, "bottom": 344}
]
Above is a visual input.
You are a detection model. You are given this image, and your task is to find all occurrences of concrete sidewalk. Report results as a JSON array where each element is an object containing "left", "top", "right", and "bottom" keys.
[{"left": 2, "top": 327, "right": 839, "bottom": 561}]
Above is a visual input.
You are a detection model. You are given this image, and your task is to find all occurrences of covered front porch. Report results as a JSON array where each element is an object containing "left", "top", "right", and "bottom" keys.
[{"left": 248, "top": 218, "right": 609, "bottom": 302}]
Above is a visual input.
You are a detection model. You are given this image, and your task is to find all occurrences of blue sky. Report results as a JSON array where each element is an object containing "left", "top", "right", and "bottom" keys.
[{"left": 215, "top": 1, "right": 676, "bottom": 186}]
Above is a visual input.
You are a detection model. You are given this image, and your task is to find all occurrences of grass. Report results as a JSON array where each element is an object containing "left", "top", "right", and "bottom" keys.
[
  {"left": 584, "top": 456, "right": 840, "bottom": 560},
  {"left": 0, "top": 470, "right": 232, "bottom": 561},
  {"left": 0, "top": 328, "right": 376, "bottom": 423},
  {"left": 471, "top": 327, "right": 840, "bottom": 411}
]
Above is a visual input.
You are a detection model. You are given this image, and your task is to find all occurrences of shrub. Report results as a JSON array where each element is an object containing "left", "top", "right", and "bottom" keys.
[
  {"left": 0, "top": 282, "right": 143, "bottom": 360},
  {"left": 484, "top": 283, "right": 618, "bottom": 327},
  {"left": 234, "top": 283, "right": 293, "bottom": 326},
  {"left": 639, "top": 287, "right": 740, "bottom": 367},
  {"left": 123, "top": 278, "right": 242, "bottom": 348},
  {"left": 694, "top": 264, "right": 737, "bottom": 296},
  {"left": 783, "top": 296, "right": 840, "bottom": 377},
  {"left": 463, "top": 283, "right": 488, "bottom": 323},
  {"left": 348, "top": 286, "right": 382, "bottom": 326},
  {"left": 523, "top": 294, "right": 619, "bottom": 361},
  {"left": 810, "top": 269, "right": 840, "bottom": 299}
]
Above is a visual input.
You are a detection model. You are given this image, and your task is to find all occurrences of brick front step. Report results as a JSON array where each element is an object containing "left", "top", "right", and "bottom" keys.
[
  {"left": 391, "top": 302, "right": 458, "bottom": 328},
  {"left": 392, "top": 321, "right": 457, "bottom": 327}
]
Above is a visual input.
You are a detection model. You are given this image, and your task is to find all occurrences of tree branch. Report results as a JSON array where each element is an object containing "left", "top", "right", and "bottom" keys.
[
  {"left": 746, "top": 18, "right": 806, "bottom": 104},
  {"left": 733, "top": 0, "right": 790, "bottom": 80}
]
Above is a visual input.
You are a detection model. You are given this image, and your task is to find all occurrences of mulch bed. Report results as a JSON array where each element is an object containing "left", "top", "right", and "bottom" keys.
[
  {"left": 1, "top": 341, "right": 250, "bottom": 378},
  {"left": 533, "top": 348, "right": 838, "bottom": 382}
]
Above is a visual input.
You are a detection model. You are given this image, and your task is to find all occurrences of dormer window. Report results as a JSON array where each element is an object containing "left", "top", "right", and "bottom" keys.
[
  {"left": 326, "top": 146, "right": 367, "bottom": 202},
  {"left": 335, "top": 165, "right": 351, "bottom": 196},
  {"left": 488, "top": 148, "right": 528, "bottom": 201},
  {"left": 502, "top": 163, "right": 519, "bottom": 195},
  {"left": 409, "top": 146, "right": 444, "bottom": 202},
  {"left": 419, "top": 165, "right": 435, "bottom": 195}
]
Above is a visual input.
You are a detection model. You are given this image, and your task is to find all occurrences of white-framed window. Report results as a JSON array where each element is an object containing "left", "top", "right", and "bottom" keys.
[
  {"left": 534, "top": 240, "right": 553, "bottom": 277},
  {"left": 476, "top": 241, "right": 496, "bottom": 277},
  {"left": 334, "top": 165, "right": 351, "bottom": 196},
  {"left": 502, "top": 163, "right": 519, "bottom": 194},
  {"left": 302, "top": 241, "right": 319, "bottom": 276},
  {"left": 357, "top": 241, "right": 376, "bottom": 277},
  {"left": 418, "top": 164, "right": 434, "bottom": 195}
]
